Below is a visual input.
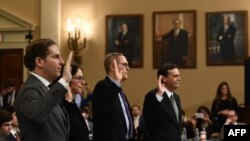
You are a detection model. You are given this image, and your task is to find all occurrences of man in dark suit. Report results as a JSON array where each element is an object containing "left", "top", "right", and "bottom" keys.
[
  {"left": 0, "top": 109, "right": 15, "bottom": 141},
  {"left": 114, "top": 22, "right": 134, "bottom": 66},
  {"left": 92, "top": 52, "right": 134, "bottom": 141},
  {"left": 131, "top": 105, "right": 144, "bottom": 141},
  {"left": 2, "top": 81, "right": 16, "bottom": 108},
  {"left": 216, "top": 15, "right": 237, "bottom": 61},
  {"left": 162, "top": 19, "right": 188, "bottom": 66},
  {"left": 14, "top": 39, "right": 73, "bottom": 141},
  {"left": 143, "top": 63, "right": 183, "bottom": 141}
]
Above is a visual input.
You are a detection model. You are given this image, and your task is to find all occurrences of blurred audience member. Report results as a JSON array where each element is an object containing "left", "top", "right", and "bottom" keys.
[
  {"left": 81, "top": 105, "right": 93, "bottom": 140},
  {"left": 0, "top": 109, "right": 17, "bottom": 141},
  {"left": 5, "top": 106, "right": 20, "bottom": 140},
  {"left": 211, "top": 81, "right": 238, "bottom": 130},
  {"left": 131, "top": 105, "right": 144, "bottom": 141},
  {"left": 223, "top": 109, "right": 245, "bottom": 125},
  {"left": 195, "top": 106, "right": 219, "bottom": 139},
  {"left": 182, "top": 110, "right": 195, "bottom": 139},
  {"left": 0, "top": 86, "right": 7, "bottom": 109},
  {"left": 3, "top": 81, "right": 17, "bottom": 108},
  {"left": 220, "top": 109, "right": 246, "bottom": 140}
]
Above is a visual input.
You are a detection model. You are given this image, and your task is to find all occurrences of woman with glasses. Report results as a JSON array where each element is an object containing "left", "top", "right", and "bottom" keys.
[{"left": 63, "top": 64, "right": 90, "bottom": 141}]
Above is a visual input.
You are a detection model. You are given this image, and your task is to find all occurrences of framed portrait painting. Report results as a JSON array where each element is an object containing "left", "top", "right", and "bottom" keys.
[
  {"left": 106, "top": 14, "right": 143, "bottom": 68},
  {"left": 206, "top": 11, "right": 248, "bottom": 65},
  {"left": 153, "top": 10, "right": 196, "bottom": 68}
]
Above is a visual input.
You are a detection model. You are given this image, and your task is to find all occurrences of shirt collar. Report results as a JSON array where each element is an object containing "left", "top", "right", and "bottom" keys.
[
  {"left": 30, "top": 72, "right": 51, "bottom": 88},
  {"left": 164, "top": 88, "right": 173, "bottom": 98},
  {"left": 107, "top": 75, "right": 121, "bottom": 87}
]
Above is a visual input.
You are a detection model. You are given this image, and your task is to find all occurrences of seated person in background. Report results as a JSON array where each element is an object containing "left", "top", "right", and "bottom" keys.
[
  {"left": 5, "top": 106, "right": 20, "bottom": 140},
  {"left": 0, "top": 109, "right": 17, "bottom": 141},
  {"left": 131, "top": 105, "right": 144, "bottom": 141},
  {"left": 211, "top": 81, "right": 238, "bottom": 130},
  {"left": 223, "top": 109, "right": 245, "bottom": 125},
  {"left": 182, "top": 110, "right": 195, "bottom": 139},
  {"left": 194, "top": 106, "right": 220, "bottom": 139},
  {"left": 81, "top": 105, "right": 93, "bottom": 140},
  {"left": 2, "top": 81, "right": 17, "bottom": 108},
  {"left": 220, "top": 109, "right": 246, "bottom": 140}
]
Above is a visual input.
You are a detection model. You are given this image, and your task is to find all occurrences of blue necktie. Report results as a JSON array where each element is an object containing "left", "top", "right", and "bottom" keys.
[{"left": 120, "top": 90, "right": 134, "bottom": 139}]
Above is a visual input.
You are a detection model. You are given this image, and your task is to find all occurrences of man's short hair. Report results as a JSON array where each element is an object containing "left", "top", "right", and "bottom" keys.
[
  {"left": 104, "top": 52, "right": 124, "bottom": 73},
  {"left": 157, "top": 63, "right": 178, "bottom": 78},
  {"left": 0, "top": 109, "right": 12, "bottom": 126},
  {"left": 132, "top": 105, "right": 140, "bottom": 110},
  {"left": 24, "top": 38, "right": 57, "bottom": 71}
]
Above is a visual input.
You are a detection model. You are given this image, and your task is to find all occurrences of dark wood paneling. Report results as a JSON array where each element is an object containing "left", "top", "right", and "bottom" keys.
[{"left": 0, "top": 49, "right": 23, "bottom": 90}]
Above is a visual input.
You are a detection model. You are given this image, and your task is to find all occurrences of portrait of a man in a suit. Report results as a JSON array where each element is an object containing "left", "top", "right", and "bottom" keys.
[
  {"left": 153, "top": 11, "right": 196, "bottom": 68},
  {"left": 162, "top": 19, "right": 189, "bottom": 66},
  {"left": 206, "top": 11, "right": 248, "bottom": 65},
  {"left": 106, "top": 15, "right": 143, "bottom": 68},
  {"left": 216, "top": 15, "right": 237, "bottom": 61}
]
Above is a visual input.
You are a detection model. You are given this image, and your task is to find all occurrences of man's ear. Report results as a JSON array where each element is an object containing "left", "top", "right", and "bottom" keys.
[
  {"left": 161, "top": 76, "right": 167, "bottom": 83},
  {"left": 35, "top": 57, "right": 44, "bottom": 68}
]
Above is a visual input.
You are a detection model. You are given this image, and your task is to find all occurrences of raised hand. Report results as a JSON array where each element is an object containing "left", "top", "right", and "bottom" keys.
[
  {"left": 157, "top": 75, "right": 165, "bottom": 96},
  {"left": 111, "top": 59, "right": 123, "bottom": 82},
  {"left": 224, "top": 118, "right": 233, "bottom": 125},
  {"left": 62, "top": 51, "right": 73, "bottom": 83}
]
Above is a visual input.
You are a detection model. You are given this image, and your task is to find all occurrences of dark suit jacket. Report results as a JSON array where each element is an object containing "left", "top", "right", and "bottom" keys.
[
  {"left": 14, "top": 74, "right": 69, "bottom": 141},
  {"left": 216, "top": 24, "right": 236, "bottom": 61},
  {"left": 142, "top": 88, "right": 182, "bottom": 141},
  {"left": 3, "top": 90, "right": 17, "bottom": 108},
  {"left": 163, "top": 29, "right": 188, "bottom": 65},
  {"left": 63, "top": 100, "right": 89, "bottom": 141},
  {"left": 134, "top": 115, "right": 145, "bottom": 141},
  {"left": 92, "top": 76, "right": 133, "bottom": 141}
]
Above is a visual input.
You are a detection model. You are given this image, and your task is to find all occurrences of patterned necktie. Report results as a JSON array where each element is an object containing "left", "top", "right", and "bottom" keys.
[
  {"left": 120, "top": 90, "right": 134, "bottom": 139},
  {"left": 170, "top": 94, "right": 179, "bottom": 123}
]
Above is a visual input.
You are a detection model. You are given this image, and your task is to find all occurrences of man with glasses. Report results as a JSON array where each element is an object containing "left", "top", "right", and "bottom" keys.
[
  {"left": 92, "top": 52, "right": 134, "bottom": 141},
  {"left": 220, "top": 109, "right": 246, "bottom": 140}
]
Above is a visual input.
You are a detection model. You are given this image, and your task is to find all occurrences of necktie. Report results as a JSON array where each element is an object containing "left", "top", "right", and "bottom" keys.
[
  {"left": 120, "top": 90, "right": 134, "bottom": 139},
  {"left": 170, "top": 94, "right": 179, "bottom": 123},
  {"left": 15, "top": 133, "right": 20, "bottom": 141}
]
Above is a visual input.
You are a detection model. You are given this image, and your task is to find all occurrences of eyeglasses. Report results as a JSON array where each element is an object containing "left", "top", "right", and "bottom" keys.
[
  {"left": 72, "top": 76, "right": 88, "bottom": 85},
  {"left": 72, "top": 76, "right": 84, "bottom": 81},
  {"left": 117, "top": 62, "right": 129, "bottom": 68}
]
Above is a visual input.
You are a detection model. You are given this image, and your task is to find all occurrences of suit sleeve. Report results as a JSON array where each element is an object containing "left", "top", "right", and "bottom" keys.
[
  {"left": 143, "top": 91, "right": 163, "bottom": 123},
  {"left": 182, "top": 30, "right": 189, "bottom": 56},
  {"left": 92, "top": 80, "right": 121, "bottom": 114},
  {"left": 17, "top": 82, "right": 67, "bottom": 123}
]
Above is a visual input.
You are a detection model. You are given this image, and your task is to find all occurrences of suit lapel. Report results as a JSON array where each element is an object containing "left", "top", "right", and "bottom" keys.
[
  {"left": 162, "top": 93, "right": 179, "bottom": 124},
  {"left": 162, "top": 92, "right": 182, "bottom": 127},
  {"left": 105, "top": 77, "right": 127, "bottom": 132}
]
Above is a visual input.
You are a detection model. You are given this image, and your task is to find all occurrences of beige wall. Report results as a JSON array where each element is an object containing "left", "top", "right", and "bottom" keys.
[{"left": 1, "top": 0, "right": 249, "bottom": 118}]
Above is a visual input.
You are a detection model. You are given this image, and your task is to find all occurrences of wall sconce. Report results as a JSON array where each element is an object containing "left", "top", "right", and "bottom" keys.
[{"left": 67, "top": 18, "right": 86, "bottom": 65}]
